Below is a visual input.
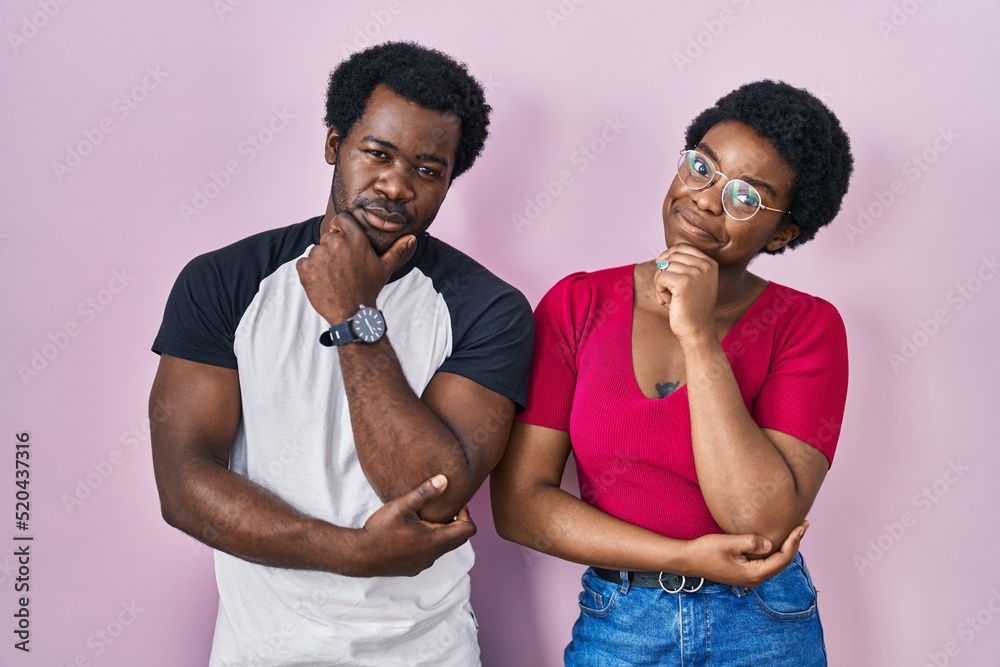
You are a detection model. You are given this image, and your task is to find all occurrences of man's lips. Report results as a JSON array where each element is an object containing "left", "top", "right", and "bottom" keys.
[{"left": 360, "top": 207, "right": 409, "bottom": 232}]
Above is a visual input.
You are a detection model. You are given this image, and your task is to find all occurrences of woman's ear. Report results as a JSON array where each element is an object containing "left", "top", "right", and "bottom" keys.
[
  {"left": 765, "top": 221, "right": 801, "bottom": 252},
  {"left": 324, "top": 127, "right": 341, "bottom": 166}
]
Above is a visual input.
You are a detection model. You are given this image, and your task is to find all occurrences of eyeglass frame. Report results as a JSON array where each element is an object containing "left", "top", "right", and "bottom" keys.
[{"left": 676, "top": 149, "right": 790, "bottom": 221}]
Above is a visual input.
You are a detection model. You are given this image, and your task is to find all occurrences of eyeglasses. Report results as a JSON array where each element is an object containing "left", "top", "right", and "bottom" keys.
[{"left": 676, "top": 149, "right": 789, "bottom": 221}]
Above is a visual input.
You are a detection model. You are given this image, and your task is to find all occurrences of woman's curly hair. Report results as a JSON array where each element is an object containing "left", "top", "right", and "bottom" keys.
[{"left": 685, "top": 80, "right": 854, "bottom": 253}]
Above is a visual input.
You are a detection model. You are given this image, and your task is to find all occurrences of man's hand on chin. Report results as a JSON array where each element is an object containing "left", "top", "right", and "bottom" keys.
[{"left": 296, "top": 210, "right": 415, "bottom": 324}]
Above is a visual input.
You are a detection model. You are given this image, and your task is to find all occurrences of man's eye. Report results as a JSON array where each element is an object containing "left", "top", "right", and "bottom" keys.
[
  {"left": 417, "top": 166, "right": 440, "bottom": 178},
  {"left": 366, "top": 150, "right": 387, "bottom": 159}
]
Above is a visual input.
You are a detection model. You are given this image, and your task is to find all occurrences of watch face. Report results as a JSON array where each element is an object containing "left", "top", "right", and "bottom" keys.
[{"left": 351, "top": 306, "right": 386, "bottom": 343}]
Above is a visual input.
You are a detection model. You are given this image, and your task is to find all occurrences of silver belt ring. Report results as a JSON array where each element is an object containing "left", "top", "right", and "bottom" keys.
[
  {"left": 684, "top": 577, "right": 705, "bottom": 593},
  {"left": 658, "top": 572, "right": 685, "bottom": 594},
  {"left": 657, "top": 573, "right": 705, "bottom": 593}
]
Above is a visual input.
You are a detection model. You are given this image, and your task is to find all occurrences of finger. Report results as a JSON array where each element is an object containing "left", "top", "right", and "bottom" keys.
[
  {"left": 776, "top": 521, "right": 808, "bottom": 557},
  {"left": 652, "top": 269, "right": 680, "bottom": 306},
  {"left": 451, "top": 505, "right": 476, "bottom": 534},
  {"left": 665, "top": 243, "right": 712, "bottom": 260},
  {"left": 379, "top": 234, "right": 416, "bottom": 274},
  {"left": 332, "top": 211, "right": 363, "bottom": 234},
  {"left": 749, "top": 526, "right": 807, "bottom": 582},
  {"left": 664, "top": 244, "right": 716, "bottom": 271},
  {"left": 452, "top": 505, "right": 477, "bottom": 537},
  {"left": 653, "top": 256, "right": 675, "bottom": 287},
  {"left": 652, "top": 268, "right": 671, "bottom": 291},
  {"left": 660, "top": 252, "right": 707, "bottom": 273},
  {"left": 295, "top": 256, "right": 319, "bottom": 283},
  {"left": 753, "top": 531, "right": 802, "bottom": 576},
  {"left": 321, "top": 223, "right": 344, "bottom": 245},
  {"left": 737, "top": 533, "right": 774, "bottom": 557},
  {"left": 436, "top": 512, "right": 477, "bottom": 546},
  {"left": 393, "top": 474, "right": 448, "bottom": 514}
]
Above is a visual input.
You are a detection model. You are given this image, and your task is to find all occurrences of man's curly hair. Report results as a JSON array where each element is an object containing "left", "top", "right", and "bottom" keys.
[
  {"left": 324, "top": 41, "right": 491, "bottom": 180},
  {"left": 684, "top": 80, "right": 854, "bottom": 253}
]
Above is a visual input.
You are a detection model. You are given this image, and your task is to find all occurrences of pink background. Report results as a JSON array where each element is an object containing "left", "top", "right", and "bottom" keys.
[{"left": 3, "top": 1, "right": 998, "bottom": 665}]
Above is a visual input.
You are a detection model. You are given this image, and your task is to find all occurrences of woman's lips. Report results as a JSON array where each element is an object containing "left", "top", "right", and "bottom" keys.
[{"left": 675, "top": 209, "right": 719, "bottom": 242}]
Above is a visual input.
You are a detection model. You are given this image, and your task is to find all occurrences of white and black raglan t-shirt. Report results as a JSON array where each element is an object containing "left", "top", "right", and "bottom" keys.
[{"left": 152, "top": 216, "right": 533, "bottom": 667}]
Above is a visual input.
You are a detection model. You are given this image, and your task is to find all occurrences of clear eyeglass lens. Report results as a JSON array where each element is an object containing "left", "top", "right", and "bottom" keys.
[
  {"left": 678, "top": 150, "right": 714, "bottom": 188},
  {"left": 721, "top": 179, "right": 761, "bottom": 220}
]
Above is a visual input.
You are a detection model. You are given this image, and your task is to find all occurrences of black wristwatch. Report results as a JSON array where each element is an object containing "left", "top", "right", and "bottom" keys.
[{"left": 319, "top": 305, "right": 386, "bottom": 347}]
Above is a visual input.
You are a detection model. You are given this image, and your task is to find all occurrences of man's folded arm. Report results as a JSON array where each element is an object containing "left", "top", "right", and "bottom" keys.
[
  {"left": 339, "top": 338, "right": 519, "bottom": 524},
  {"left": 149, "top": 354, "right": 475, "bottom": 577}
]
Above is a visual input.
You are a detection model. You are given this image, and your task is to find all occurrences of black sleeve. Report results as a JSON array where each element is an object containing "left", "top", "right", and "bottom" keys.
[
  {"left": 151, "top": 217, "right": 320, "bottom": 369},
  {"left": 437, "top": 282, "right": 535, "bottom": 413},
  {"left": 152, "top": 251, "right": 243, "bottom": 369}
]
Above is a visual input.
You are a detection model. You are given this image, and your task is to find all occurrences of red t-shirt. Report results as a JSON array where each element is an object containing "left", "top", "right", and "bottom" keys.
[{"left": 516, "top": 265, "right": 849, "bottom": 540}]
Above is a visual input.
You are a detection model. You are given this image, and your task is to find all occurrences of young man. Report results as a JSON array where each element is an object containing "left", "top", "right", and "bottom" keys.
[{"left": 150, "top": 42, "right": 533, "bottom": 666}]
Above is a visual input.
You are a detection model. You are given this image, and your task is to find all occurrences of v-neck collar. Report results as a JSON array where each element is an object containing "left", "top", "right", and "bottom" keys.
[{"left": 624, "top": 263, "right": 774, "bottom": 403}]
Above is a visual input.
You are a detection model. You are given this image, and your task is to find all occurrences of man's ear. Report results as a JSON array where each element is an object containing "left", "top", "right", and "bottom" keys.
[
  {"left": 765, "top": 221, "right": 801, "bottom": 252},
  {"left": 324, "top": 127, "right": 341, "bottom": 166}
]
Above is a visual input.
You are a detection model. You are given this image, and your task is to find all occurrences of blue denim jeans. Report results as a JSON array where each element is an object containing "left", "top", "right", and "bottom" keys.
[{"left": 564, "top": 554, "right": 826, "bottom": 666}]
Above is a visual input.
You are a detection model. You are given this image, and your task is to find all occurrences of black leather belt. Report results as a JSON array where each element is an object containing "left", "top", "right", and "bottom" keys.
[{"left": 593, "top": 568, "right": 719, "bottom": 593}]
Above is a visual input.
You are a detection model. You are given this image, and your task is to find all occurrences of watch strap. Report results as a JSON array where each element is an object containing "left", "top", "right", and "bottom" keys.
[{"left": 318, "top": 320, "right": 356, "bottom": 347}]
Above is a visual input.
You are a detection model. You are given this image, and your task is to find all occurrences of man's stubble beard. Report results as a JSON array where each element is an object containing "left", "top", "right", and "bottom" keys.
[{"left": 330, "top": 168, "right": 394, "bottom": 256}]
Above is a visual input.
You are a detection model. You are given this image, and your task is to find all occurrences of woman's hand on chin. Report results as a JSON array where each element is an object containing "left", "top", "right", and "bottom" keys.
[{"left": 653, "top": 244, "right": 719, "bottom": 344}]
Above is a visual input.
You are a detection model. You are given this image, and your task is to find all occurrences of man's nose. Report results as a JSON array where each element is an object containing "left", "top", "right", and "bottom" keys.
[{"left": 373, "top": 163, "right": 415, "bottom": 201}]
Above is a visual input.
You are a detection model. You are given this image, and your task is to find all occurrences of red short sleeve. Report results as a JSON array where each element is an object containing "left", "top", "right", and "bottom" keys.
[
  {"left": 752, "top": 297, "right": 849, "bottom": 465},
  {"left": 515, "top": 273, "right": 594, "bottom": 432}
]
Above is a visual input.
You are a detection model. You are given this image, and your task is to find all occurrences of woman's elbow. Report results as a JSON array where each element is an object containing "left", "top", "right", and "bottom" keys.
[
  {"left": 489, "top": 481, "right": 529, "bottom": 544},
  {"left": 724, "top": 511, "right": 802, "bottom": 552},
  {"left": 493, "top": 515, "right": 518, "bottom": 543}
]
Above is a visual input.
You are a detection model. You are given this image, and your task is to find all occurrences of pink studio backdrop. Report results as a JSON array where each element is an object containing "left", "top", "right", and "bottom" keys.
[{"left": 3, "top": 1, "right": 998, "bottom": 665}]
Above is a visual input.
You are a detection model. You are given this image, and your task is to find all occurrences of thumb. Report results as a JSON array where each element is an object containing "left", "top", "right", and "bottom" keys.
[
  {"left": 777, "top": 521, "right": 809, "bottom": 556},
  {"left": 380, "top": 234, "right": 416, "bottom": 274},
  {"left": 394, "top": 474, "right": 448, "bottom": 514},
  {"left": 739, "top": 534, "right": 774, "bottom": 557}
]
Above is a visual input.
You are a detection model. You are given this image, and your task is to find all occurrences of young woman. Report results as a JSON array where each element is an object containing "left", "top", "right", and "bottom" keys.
[{"left": 491, "top": 81, "right": 853, "bottom": 666}]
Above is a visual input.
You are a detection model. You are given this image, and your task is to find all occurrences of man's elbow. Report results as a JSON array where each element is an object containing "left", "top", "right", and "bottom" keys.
[
  {"left": 415, "top": 476, "right": 479, "bottom": 525},
  {"left": 156, "top": 482, "right": 189, "bottom": 531},
  {"left": 417, "top": 503, "right": 467, "bottom": 525},
  {"left": 153, "top": 466, "right": 202, "bottom": 535},
  {"left": 158, "top": 496, "right": 186, "bottom": 534},
  {"left": 414, "top": 448, "right": 485, "bottom": 522}
]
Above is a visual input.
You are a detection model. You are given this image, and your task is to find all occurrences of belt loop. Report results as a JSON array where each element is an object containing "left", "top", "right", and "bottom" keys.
[{"left": 618, "top": 570, "right": 631, "bottom": 595}]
